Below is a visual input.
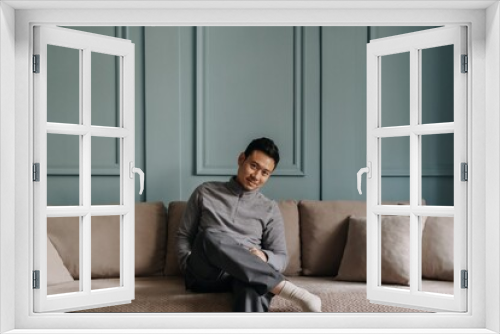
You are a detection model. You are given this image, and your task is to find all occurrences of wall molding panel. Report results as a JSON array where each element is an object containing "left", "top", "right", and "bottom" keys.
[{"left": 195, "top": 27, "right": 305, "bottom": 176}]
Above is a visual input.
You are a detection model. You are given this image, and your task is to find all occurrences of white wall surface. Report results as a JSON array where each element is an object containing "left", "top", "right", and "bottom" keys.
[
  {"left": 0, "top": 2, "right": 16, "bottom": 334},
  {"left": 485, "top": 2, "right": 500, "bottom": 333}
]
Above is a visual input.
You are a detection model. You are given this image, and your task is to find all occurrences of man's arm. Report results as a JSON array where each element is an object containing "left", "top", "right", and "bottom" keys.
[
  {"left": 261, "top": 201, "right": 288, "bottom": 272},
  {"left": 176, "top": 186, "right": 202, "bottom": 274}
]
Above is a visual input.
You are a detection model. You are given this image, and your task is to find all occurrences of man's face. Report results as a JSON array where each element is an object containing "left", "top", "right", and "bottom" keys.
[{"left": 236, "top": 150, "right": 276, "bottom": 191}]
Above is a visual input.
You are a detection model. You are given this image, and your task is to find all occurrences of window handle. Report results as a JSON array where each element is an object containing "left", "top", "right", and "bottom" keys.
[
  {"left": 129, "top": 162, "right": 145, "bottom": 195},
  {"left": 357, "top": 162, "right": 371, "bottom": 195}
]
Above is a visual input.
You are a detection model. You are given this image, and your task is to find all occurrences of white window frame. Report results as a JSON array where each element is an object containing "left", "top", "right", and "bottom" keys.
[{"left": 0, "top": 2, "right": 498, "bottom": 334}]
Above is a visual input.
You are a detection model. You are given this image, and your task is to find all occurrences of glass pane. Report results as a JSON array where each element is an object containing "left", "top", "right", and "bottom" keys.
[
  {"left": 91, "top": 52, "right": 120, "bottom": 127},
  {"left": 47, "top": 216, "right": 81, "bottom": 295},
  {"left": 47, "top": 45, "right": 80, "bottom": 124},
  {"left": 421, "top": 45, "right": 454, "bottom": 124},
  {"left": 379, "top": 215, "right": 411, "bottom": 291},
  {"left": 381, "top": 52, "right": 410, "bottom": 127},
  {"left": 421, "top": 133, "right": 454, "bottom": 206},
  {"left": 91, "top": 137, "right": 121, "bottom": 205},
  {"left": 91, "top": 215, "right": 121, "bottom": 290},
  {"left": 381, "top": 136, "right": 410, "bottom": 203},
  {"left": 47, "top": 133, "right": 80, "bottom": 206},
  {"left": 421, "top": 216, "right": 454, "bottom": 295}
]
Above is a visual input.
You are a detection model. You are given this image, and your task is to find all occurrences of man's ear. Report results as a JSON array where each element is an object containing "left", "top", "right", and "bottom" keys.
[{"left": 237, "top": 152, "right": 246, "bottom": 166}]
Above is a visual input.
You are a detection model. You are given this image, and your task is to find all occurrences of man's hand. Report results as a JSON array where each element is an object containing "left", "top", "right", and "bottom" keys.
[{"left": 249, "top": 247, "right": 268, "bottom": 262}]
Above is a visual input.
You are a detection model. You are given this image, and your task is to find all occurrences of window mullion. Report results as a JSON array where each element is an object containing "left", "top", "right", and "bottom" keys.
[
  {"left": 81, "top": 47, "right": 91, "bottom": 295},
  {"left": 409, "top": 47, "right": 419, "bottom": 294}
]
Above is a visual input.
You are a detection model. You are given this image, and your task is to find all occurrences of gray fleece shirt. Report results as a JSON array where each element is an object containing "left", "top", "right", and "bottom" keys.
[{"left": 176, "top": 177, "right": 288, "bottom": 274}]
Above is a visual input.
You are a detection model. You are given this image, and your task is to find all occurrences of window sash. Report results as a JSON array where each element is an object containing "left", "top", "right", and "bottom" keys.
[
  {"left": 33, "top": 25, "right": 136, "bottom": 313},
  {"left": 366, "top": 26, "right": 468, "bottom": 312}
]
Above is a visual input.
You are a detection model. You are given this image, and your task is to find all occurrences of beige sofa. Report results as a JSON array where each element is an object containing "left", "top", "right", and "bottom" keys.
[{"left": 47, "top": 200, "right": 454, "bottom": 313}]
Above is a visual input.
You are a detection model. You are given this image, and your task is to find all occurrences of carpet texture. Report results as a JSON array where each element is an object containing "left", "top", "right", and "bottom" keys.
[{"left": 60, "top": 276, "right": 454, "bottom": 313}]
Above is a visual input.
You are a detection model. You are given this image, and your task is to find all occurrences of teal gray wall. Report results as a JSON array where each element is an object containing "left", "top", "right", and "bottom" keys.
[{"left": 47, "top": 26, "right": 453, "bottom": 206}]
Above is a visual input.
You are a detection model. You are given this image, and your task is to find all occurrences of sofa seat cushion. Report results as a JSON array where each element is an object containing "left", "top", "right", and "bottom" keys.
[{"left": 69, "top": 277, "right": 452, "bottom": 313}]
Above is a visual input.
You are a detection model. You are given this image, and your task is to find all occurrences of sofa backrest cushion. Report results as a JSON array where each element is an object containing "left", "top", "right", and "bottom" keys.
[
  {"left": 298, "top": 200, "right": 366, "bottom": 276},
  {"left": 135, "top": 202, "right": 168, "bottom": 276},
  {"left": 164, "top": 201, "right": 186, "bottom": 276},
  {"left": 277, "top": 200, "right": 302, "bottom": 276},
  {"left": 164, "top": 200, "right": 302, "bottom": 276},
  {"left": 47, "top": 202, "right": 167, "bottom": 279}
]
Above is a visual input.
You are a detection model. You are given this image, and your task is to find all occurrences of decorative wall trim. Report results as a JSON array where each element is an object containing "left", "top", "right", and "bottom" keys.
[{"left": 195, "top": 27, "right": 305, "bottom": 176}]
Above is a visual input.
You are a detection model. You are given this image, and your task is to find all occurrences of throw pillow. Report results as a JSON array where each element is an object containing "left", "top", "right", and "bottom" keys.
[
  {"left": 422, "top": 216, "right": 454, "bottom": 281},
  {"left": 336, "top": 215, "right": 411, "bottom": 285},
  {"left": 298, "top": 200, "right": 365, "bottom": 276},
  {"left": 47, "top": 236, "right": 74, "bottom": 285}
]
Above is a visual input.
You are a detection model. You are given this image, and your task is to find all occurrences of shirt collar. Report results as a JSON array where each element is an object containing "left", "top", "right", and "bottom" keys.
[{"left": 227, "top": 176, "right": 260, "bottom": 198}]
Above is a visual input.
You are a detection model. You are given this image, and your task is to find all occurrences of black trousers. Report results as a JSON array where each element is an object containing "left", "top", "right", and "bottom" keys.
[{"left": 185, "top": 229, "right": 285, "bottom": 312}]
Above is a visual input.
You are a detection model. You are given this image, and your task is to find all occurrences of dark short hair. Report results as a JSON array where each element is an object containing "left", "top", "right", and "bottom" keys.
[{"left": 244, "top": 137, "right": 280, "bottom": 169}]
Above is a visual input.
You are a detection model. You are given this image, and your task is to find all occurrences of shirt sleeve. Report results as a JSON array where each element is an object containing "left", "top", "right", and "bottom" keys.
[
  {"left": 176, "top": 185, "right": 202, "bottom": 274},
  {"left": 261, "top": 201, "right": 288, "bottom": 273}
]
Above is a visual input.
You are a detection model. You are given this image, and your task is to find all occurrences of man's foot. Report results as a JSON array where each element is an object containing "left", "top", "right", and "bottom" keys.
[{"left": 277, "top": 281, "right": 322, "bottom": 312}]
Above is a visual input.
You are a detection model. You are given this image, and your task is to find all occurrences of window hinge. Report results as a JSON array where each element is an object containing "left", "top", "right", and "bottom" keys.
[
  {"left": 461, "top": 162, "right": 468, "bottom": 181},
  {"left": 461, "top": 54, "right": 468, "bottom": 73},
  {"left": 33, "top": 54, "right": 40, "bottom": 73},
  {"left": 33, "top": 163, "right": 40, "bottom": 182},
  {"left": 33, "top": 270, "right": 40, "bottom": 289},
  {"left": 461, "top": 270, "right": 468, "bottom": 289}
]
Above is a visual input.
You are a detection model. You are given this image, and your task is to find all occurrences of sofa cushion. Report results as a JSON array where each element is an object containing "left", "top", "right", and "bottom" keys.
[
  {"left": 164, "top": 201, "right": 186, "bottom": 276},
  {"left": 422, "top": 216, "right": 454, "bottom": 281},
  {"left": 334, "top": 217, "right": 367, "bottom": 282},
  {"left": 335, "top": 216, "right": 411, "bottom": 285},
  {"left": 298, "top": 200, "right": 364, "bottom": 276},
  {"left": 134, "top": 202, "right": 168, "bottom": 276},
  {"left": 48, "top": 202, "right": 167, "bottom": 279},
  {"left": 277, "top": 200, "right": 301, "bottom": 276},
  {"left": 165, "top": 200, "right": 302, "bottom": 276},
  {"left": 47, "top": 236, "right": 74, "bottom": 286}
]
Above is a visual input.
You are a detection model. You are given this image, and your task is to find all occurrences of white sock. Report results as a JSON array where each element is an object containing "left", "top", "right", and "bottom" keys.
[{"left": 278, "top": 281, "right": 322, "bottom": 312}]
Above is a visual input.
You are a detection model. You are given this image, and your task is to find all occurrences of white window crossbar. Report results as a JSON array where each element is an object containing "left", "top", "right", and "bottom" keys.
[{"left": 372, "top": 123, "right": 454, "bottom": 138}]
